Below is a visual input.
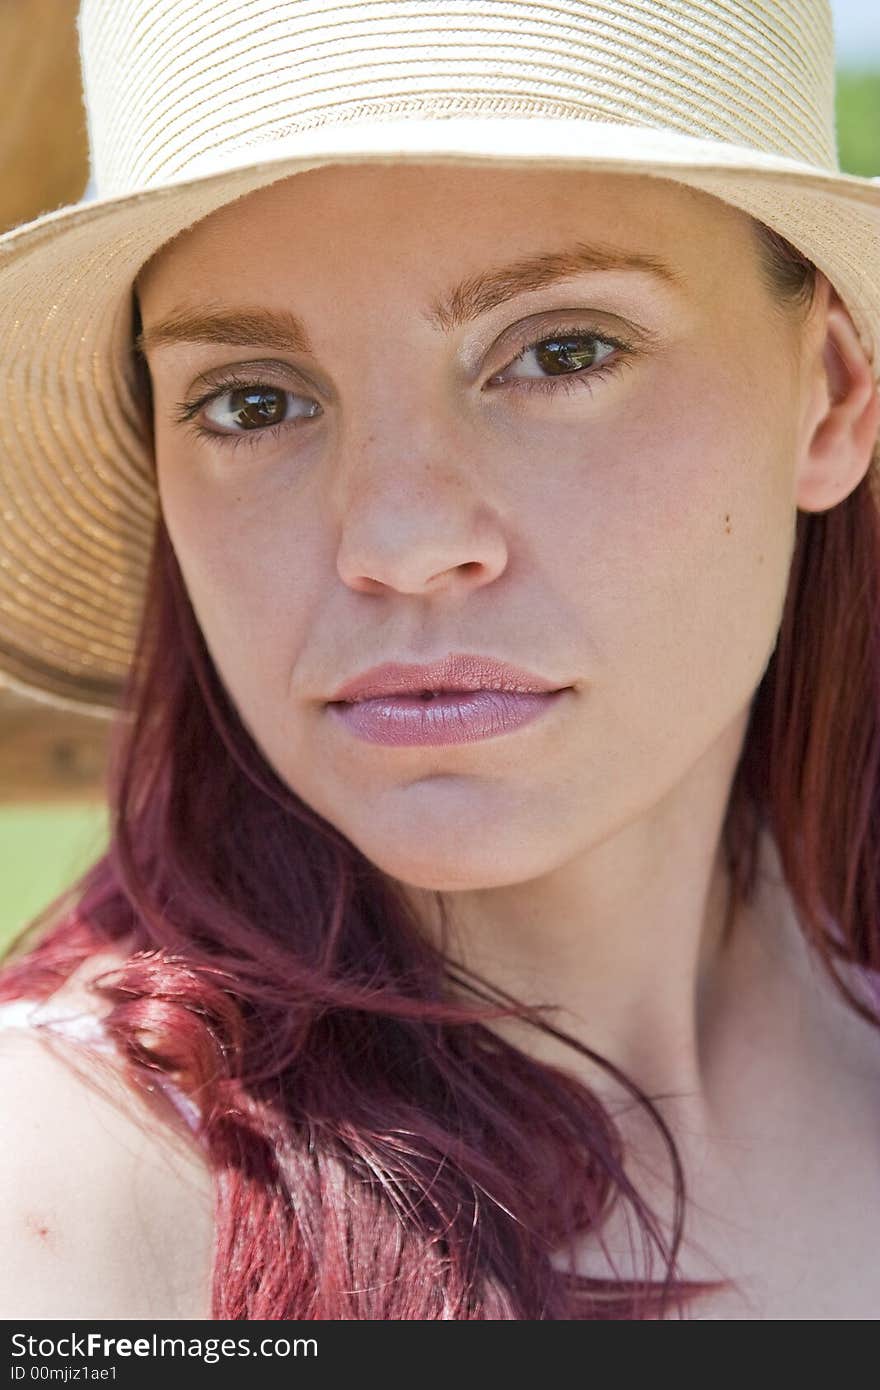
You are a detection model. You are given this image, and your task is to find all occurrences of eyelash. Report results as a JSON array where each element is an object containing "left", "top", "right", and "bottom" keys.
[{"left": 171, "top": 326, "right": 634, "bottom": 452}]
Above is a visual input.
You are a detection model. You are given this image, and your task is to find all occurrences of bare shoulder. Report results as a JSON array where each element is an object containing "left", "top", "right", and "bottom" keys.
[{"left": 0, "top": 1019, "right": 215, "bottom": 1319}]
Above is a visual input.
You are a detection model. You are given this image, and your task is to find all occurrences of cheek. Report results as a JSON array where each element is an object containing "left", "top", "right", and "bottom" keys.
[
  {"left": 531, "top": 361, "right": 797, "bottom": 754},
  {"left": 155, "top": 445, "right": 322, "bottom": 708}
]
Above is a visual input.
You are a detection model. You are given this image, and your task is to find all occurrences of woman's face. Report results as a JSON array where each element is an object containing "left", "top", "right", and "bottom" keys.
[{"left": 137, "top": 165, "right": 821, "bottom": 891}]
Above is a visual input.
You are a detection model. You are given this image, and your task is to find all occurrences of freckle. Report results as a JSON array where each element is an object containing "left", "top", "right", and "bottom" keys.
[
  {"left": 724, "top": 513, "right": 732, "bottom": 534},
  {"left": 25, "top": 1212, "right": 55, "bottom": 1245}
]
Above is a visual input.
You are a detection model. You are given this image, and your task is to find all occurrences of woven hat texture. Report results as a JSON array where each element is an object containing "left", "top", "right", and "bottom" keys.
[{"left": 1, "top": 0, "right": 878, "bottom": 716}]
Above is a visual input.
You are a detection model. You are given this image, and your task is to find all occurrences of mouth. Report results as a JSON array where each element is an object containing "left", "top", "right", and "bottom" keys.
[
  {"left": 327, "top": 652, "right": 570, "bottom": 705},
  {"left": 330, "top": 686, "right": 550, "bottom": 704},
  {"left": 326, "top": 685, "right": 571, "bottom": 747}
]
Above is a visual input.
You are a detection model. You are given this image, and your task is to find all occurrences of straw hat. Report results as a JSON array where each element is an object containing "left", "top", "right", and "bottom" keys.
[{"left": 1, "top": 0, "right": 879, "bottom": 719}]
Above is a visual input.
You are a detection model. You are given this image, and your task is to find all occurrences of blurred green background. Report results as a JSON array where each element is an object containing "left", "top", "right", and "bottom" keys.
[
  {"left": 1, "top": 66, "right": 879, "bottom": 956},
  {"left": 0, "top": 803, "right": 110, "bottom": 949},
  {"left": 837, "top": 71, "right": 880, "bottom": 175}
]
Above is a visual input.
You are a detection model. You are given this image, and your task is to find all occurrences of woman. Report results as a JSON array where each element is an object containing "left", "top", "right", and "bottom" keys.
[{"left": 0, "top": 0, "right": 879, "bottom": 1320}]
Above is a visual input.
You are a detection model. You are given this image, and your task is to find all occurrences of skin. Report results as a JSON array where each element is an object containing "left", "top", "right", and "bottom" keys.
[{"left": 130, "top": 164, "right": 880, "bottom": 1315}]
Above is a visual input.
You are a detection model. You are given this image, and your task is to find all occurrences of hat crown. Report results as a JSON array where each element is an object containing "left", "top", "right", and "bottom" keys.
[{"left": 78, "top": 0, "right": 837, "bottom": 198}]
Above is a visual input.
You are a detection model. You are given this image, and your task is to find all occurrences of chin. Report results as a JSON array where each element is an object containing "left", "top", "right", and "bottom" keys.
[{"left": 355, "top": 833, "right": 556, "bottom": 893}]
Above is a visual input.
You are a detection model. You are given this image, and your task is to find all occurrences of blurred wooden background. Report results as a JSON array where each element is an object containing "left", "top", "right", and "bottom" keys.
[
  {"left": 0, "top": 0, "right": 107, "bottom": 802},
  {"left": 0, "top": 691, "right": 109, "bottom": 801},
  {"left": 0, "top": 0, "right": 89, "bottom": 237}
]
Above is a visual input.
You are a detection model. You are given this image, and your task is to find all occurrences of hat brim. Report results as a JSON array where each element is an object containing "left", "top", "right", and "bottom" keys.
[{"left": 1, "top": 116, "right": 879, "bottom": 717}]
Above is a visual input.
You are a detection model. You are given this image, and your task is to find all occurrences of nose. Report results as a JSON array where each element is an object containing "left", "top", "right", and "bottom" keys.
[{"left": 331, "top": 421, "right": 509, "bottom": 597}]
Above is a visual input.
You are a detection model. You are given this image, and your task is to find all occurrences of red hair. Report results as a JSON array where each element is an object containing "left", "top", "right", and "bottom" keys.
[{"left": 2, "top": 225, "right": 879, "bottom": 1319}]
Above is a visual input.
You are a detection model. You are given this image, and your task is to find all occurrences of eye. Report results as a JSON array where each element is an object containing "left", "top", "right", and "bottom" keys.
[
  {"left": 486, "top": 332, "right": 631, "bottom": 400},
  {"left": 201, "top": 383, "right": 320, "bottom": 434}
]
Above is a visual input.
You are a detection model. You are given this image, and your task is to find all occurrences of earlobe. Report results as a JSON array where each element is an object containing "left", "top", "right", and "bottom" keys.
[{"left": 794, "top": 294, "right": 880, "bottom": 514}]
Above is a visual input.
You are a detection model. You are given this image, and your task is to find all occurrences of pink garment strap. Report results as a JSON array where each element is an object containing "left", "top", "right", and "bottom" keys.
[{"left": 0, "top": 997, "right": 202, "bottom": 1135}]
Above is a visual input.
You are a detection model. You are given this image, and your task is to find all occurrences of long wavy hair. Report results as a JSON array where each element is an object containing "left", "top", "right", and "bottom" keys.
[{"left": 2, "top": 216, "right": 879, "bottom": 1320}]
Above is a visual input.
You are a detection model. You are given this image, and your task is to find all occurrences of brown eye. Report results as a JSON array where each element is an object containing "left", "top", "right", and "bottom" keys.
[
  {"left": 534, "top": 336, "right": 601, "bottom": 374},
  {"left": 200, "top": 383, "right": 321, "bottom": 435},
  {"left": 227, "top": 386, "right": 287, "bottom": 430},
  {"left": 495, "top": 331, "right": 618, "bottom": 385}
]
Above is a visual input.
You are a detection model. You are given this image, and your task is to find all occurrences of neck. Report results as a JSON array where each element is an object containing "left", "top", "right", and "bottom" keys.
[{"left": 401, "top": 813, "right": 821, "bottom": 1172}]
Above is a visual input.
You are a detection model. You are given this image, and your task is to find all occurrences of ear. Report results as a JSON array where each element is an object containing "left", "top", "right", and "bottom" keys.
[{"left": 794, "top": 287, "right": 880, "bottom": 514}]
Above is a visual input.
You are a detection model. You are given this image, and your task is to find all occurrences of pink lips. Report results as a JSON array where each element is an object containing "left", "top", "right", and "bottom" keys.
[{"left": 326, "top": 653, "right": 570, "bottom": 747}]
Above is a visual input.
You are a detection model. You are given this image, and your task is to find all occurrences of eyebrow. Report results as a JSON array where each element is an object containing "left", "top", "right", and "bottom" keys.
[{"left": 134, "top": 242, "right": 682, "bottom": 357}]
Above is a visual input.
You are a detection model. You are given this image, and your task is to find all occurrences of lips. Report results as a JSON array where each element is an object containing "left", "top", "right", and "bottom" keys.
[
  {"left": 327, "top": 652, "right": 567, "bottom": 704},
  {"left": 327, "top": 686, "right": 568, "bottom": 746}
]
